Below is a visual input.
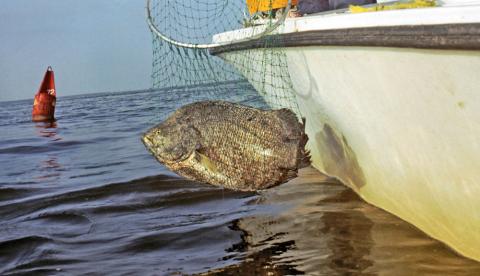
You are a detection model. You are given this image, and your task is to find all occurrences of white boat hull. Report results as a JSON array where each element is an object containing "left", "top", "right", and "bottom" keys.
[{"left": 220, "top": 45, "right": 480, "bottom": 261}]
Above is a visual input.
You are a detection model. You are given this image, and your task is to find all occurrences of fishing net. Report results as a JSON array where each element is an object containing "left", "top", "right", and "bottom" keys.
[{"left": 146, "top": 0, "right": 301, "bottom": 115}]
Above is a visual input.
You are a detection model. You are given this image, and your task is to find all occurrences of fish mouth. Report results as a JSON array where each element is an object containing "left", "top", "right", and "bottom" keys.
[
  {"left": 141, "top": 135, "right": 167, "bottom": 162},
  {"left": 141, "top": 135, "right": 153, "bottom": 148},
  {"left": 141, "top": 135, "right": 160, "bottom": 159}
]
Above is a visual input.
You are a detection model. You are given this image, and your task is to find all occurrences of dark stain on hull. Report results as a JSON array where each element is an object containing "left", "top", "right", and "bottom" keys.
[{"left": 315, "top": 124, "right": 366, "bottom": 189}]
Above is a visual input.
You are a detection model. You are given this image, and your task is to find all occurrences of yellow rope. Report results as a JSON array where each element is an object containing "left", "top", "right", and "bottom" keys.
[{"left": 349, "top": 0, "right": 436, "bottom": 13}]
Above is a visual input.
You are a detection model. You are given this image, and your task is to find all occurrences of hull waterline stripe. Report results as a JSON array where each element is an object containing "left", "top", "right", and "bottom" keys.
[{"left": 209, "top": 23, "right": 480, "bottom": 55}]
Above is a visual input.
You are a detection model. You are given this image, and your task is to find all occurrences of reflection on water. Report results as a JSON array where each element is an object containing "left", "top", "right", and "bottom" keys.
[
  {"left": 34, "top": 155, "right": 62, "bottom": 182},
  {"left": 40, "top": 156, "right": 62, "bottom": 170},
  {"left": 33, "top": 121, "right": 63, "bottom": 182},
  {"left": 322, "top": 189, "right": 373, "bottom": 274},
  {"left": 205, "top": 219, "right": 305, "bottom": 276},
  {"left": 34, "top": 121, "right": 60, "bottom": 140},
  {"left": 205, "top": 167, "right": 480, "bottom": 275}
]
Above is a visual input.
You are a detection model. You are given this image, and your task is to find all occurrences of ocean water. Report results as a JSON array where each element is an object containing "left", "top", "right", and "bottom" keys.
[{"left": 1, "top": 82, "right": 480, "bottom": 275}]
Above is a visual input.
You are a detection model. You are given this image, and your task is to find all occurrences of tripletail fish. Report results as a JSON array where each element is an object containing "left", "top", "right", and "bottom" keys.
[{"left": 142, "top": 101, "right": 310, "bottom": 191}]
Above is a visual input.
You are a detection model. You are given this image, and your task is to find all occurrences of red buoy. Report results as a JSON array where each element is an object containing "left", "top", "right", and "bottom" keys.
[{"left": 32, "top": 66, "right": 56, "bottom": 122}]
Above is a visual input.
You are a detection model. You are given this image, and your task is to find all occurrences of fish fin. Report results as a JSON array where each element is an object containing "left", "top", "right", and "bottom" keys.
[
  {"left": 298, "top": 149, "right": 311, "bottom": 169},
  {"left": 297, "top": 118, "right": 311, "bottom": 168},
  {"left": 278, "top": 169, "right": 299, "bottom": 184},
  {"left": 301, "top": 117, "right": 307, "bottom": 130},
  {"left": 286, "top": 169, "right": 298, "bottom": 180},
  {"left": 274, "top": 108, "right": 300, "bottom": 129},
  {"left": 195, "top": 151, "right": 218, "bottom": 174}
]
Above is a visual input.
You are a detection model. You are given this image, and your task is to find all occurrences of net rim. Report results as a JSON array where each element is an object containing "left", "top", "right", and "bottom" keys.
[{"left": 145, "top": 0, "right": 291, "bottom": 49}]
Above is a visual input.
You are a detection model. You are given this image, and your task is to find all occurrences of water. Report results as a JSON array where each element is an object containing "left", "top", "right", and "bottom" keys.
[{"left": 1, "top": 83, "right": 480, "bottom": 275}]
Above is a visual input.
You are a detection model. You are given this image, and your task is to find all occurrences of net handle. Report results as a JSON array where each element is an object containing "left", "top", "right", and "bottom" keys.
[{"left": 145, "top": 0, "right": 291, "bottom": 49}]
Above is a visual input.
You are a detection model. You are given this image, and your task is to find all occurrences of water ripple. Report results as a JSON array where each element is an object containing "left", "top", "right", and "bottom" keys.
[{"left": 1, "top": 88, "right": 480, "bottom": 275}]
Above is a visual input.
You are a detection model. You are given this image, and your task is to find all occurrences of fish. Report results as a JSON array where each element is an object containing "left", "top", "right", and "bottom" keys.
[{"left": 142, "top": 101, "right": 310, "bottom": 191}]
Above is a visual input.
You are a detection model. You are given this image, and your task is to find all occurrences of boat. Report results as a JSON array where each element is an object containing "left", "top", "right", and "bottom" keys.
[{"left": 205, "top": 0, "right": 480, "bottom": 262}]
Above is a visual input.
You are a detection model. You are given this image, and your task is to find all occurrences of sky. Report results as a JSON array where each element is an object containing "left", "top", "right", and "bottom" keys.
[{"left": 0, "top": 0, "right": 152, "bottom": 101}]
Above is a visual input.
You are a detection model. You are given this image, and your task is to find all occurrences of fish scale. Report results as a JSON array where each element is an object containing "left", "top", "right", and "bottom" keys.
[{"left": 142, "top": 101, "right": 310, "bottom": 191}]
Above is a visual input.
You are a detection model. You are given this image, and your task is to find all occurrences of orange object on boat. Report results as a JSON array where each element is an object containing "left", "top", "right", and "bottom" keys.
[
  {"left": 32, "top": 66, "right": 56, "bottom": 122},
  {"left": 247, "top": 0, "right": 298, "bottom": 14}
]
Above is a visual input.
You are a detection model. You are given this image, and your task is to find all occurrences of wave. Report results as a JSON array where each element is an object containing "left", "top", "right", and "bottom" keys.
[
  {"left": 0, "top": 140, "right": 92, "bottom": 155},
  {"left": 0, "top": 174, "right": 259, "bottom": 275}
]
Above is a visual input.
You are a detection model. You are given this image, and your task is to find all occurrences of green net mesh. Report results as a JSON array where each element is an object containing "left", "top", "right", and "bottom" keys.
[{"left": 147, "top": 0, "right": 301, "bottom": 115}]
